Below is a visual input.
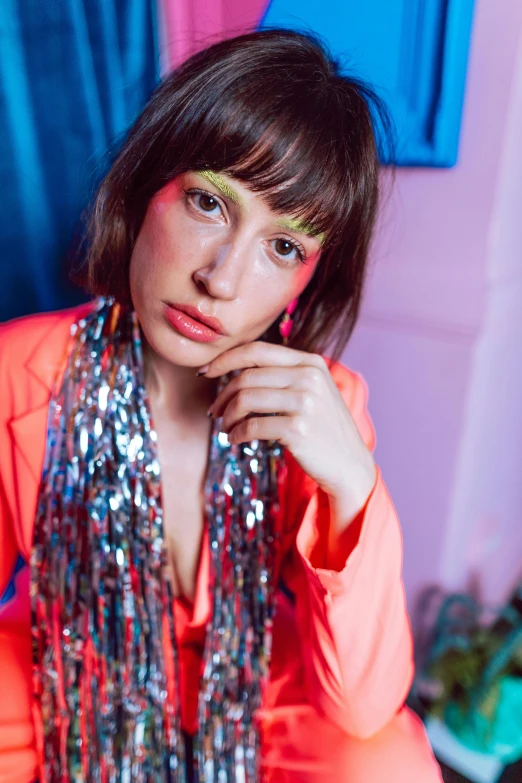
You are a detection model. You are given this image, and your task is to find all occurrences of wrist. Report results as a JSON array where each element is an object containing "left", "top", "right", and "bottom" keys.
[{"left": 328, "top": 456, "right": 376, "bottom": 534}]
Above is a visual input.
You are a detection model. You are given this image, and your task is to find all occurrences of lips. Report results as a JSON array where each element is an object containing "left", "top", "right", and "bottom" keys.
[
  {"left": 171, "top": 303, "right": 227, "bottom": 335},
  {"left": 163, "top": 302, "right": 227, "bottom": 343}
]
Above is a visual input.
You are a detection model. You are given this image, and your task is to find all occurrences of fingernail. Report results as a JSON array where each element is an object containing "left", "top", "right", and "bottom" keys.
[
  {"left": 207, "top": 406, "right": 213, "bottom": 418},
  {"left": 196, "top": 364, "right": 210, "bottom": 377}
]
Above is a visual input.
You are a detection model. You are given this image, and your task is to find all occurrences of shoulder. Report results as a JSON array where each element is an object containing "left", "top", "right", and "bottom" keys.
[
  {"left": 0, "top": 300, "right": 95, "bottom": 354},
  {"left": 325, "top": 357, "right": 366, "bottom": 400},
  {"left": 0, "top": 302, "right": 90, "bottom": 354},
  {"left": 324, "top": 356, "right": 371, "bottom": 415},
  {"left": 0, "top": 302, "right": 95, "bottom": 407},
  {"left": 324, "top": 357, "right": 376, "bottom": 452}
]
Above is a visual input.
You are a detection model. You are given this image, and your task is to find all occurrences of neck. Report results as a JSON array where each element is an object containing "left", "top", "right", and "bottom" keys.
[{"left": 142, "top": 338, "right": 218, "bottom": 420}]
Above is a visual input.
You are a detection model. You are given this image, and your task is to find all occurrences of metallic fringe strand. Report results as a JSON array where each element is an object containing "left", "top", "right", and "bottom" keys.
[{"left": 31, "top": 298, "right": 284, "bottom": 783}]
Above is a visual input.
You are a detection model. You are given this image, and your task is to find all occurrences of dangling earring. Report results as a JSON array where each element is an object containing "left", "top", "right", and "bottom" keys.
[{"left": 279, "top": 297, "right": 299, "bottom": 345}]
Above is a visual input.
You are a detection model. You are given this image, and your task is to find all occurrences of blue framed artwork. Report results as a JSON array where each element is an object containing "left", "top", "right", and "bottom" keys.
[{"left": 259, "top": 0, "right": 476, "bottom": 167}]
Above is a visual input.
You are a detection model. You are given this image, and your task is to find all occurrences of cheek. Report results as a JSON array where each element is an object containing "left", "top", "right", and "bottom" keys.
[
  {"left": 241, "top": 256, "right": 319, "bottom": 335},
  {"left": 294, "top": 256, "right": 319, "bottom": 291},
  {"left": 281, "top": 253, "right": 321, "bottom": 308},
  {"left": 136, "top": 180, "right": 186, "bottom": 273},
  {"left": 131, "top": 202, "right": 188, "bottom": 284},
  {"left": 129, "top": 221, "right": 176, "bottom": 316}
]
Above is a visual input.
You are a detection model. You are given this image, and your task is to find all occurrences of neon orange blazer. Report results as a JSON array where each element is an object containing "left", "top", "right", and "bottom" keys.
[{"left": 0, "top": 304, "right": 442, "bottom": 783}]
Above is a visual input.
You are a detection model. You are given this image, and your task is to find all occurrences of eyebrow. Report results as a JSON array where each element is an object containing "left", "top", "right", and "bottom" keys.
[
  {"left": 196, "top": 170, "right": 325, "bottom": 245},
  {"left": 196, "top": 170, "right": 241, "bottom": 203},
  {"left": 275, "top": 217, "right": 325, "bottom": 245}
]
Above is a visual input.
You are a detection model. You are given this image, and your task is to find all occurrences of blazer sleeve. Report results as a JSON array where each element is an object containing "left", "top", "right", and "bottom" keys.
[
  {"left": 283, "top": 362, "right": 414, "bottom": 740},
  {"left": 0, "top": 323, "right": 39, "bottom": 783}
]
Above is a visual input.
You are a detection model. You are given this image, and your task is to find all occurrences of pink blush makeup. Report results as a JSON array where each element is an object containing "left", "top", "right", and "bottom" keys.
[{"left": 152, "top": 179, "right": 181, "bottom": 214}]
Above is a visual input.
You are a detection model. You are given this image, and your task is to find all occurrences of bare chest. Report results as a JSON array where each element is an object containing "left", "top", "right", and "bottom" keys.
[{"left": 152, "top": 409, "right": 212, "bottom": 603}]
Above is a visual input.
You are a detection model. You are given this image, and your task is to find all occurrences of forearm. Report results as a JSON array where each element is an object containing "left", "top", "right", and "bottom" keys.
[{"left": 294, "top": 466, "right": 414, "bottom": 739}]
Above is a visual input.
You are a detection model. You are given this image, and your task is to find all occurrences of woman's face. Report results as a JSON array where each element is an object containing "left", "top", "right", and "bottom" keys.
[{"left": 129, "top": 170, "right": 323, "bottom": 368}]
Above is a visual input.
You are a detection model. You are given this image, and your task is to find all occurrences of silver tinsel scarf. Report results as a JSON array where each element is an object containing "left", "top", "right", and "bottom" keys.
[{"left": 31, "top": 297, "right": 285, "bottom": 782}]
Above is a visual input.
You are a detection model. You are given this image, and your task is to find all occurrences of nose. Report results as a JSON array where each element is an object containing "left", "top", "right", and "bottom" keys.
[{"left": 193, "top": 241, "right": 246, "bottom": 301}]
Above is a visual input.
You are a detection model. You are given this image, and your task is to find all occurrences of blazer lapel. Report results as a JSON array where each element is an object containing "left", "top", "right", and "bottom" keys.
[
  {"left": 7, "top": 305, "right": 92, "bottom": 560},
  {"left": 9, "top": 405, "right": 54, "bottom": 559}
]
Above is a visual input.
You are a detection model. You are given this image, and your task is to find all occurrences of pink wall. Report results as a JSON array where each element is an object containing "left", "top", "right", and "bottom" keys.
[
  {"left": 160, "top": 0, "right": 522, "bottom": 612},
  {"left": 158, "top": 0, "right": 268, "bottom": 72},
  {"left": 343, "top": 0, "right": 522, "bottom": 610}
]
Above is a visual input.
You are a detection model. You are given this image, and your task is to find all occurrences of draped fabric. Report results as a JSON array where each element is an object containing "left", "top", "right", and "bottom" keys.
[{"left": 0, "top": 0, "right": 159, "bottom": 322}]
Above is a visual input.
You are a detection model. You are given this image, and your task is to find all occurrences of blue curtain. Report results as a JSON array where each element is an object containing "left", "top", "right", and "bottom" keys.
[{"left": 0, "top": 0, "right": 160, "bottom": 322}]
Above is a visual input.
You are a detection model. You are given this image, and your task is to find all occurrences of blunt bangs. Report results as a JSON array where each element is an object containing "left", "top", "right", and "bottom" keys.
[{"left": 82, "top": 28, "right": 395, "bottom": 361}]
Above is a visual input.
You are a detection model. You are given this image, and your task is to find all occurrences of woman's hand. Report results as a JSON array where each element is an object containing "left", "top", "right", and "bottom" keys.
[{"left": 200, "top": 341, "right": 377, "bottom": 536}]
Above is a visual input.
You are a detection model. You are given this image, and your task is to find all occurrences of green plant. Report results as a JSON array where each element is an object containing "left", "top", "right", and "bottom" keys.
[{"left": 417, "top": 588, "right": 522, "bottom": 762}]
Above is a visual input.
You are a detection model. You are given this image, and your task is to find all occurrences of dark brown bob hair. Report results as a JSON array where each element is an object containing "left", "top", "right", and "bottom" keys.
[{"left": 84, "top": 27, "right": 395, "bottom": 362}]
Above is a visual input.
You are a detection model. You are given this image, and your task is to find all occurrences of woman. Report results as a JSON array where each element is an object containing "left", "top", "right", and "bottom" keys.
[{"left": 0, "top": 29, "right": 442, "bottom": 783}]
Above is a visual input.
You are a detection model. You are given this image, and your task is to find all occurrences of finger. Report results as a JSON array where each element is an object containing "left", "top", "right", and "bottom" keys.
[
  {"left": 200, "top": 340, "right": 327, "bottom": 378},
  {"left": 227, "top": 414, "right": 295, "bottom": 446},
  {"left": 210, "top": 366, "right": 306, "bottom": 418},
  {"left": 221, "top": 388, "right": 306, "bottom": 434}
]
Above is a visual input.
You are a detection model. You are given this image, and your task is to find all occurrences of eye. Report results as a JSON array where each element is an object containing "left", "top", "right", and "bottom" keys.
[
  {"left": 185, "top": 188, "right": 223, "bottom": 216},
  {"left": 272, "top": 237, "right": 307, "bottom": 263}
]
